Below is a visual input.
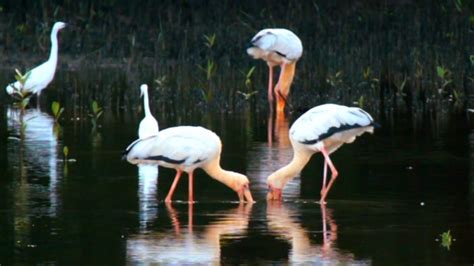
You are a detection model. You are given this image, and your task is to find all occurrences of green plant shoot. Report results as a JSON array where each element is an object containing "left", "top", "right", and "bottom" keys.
[
  {"left": 203, "top": 33, "right": 216, "bottom": 48},
  {"left": 63, "top": 146, "right": 69, "bottom": 160},
  {"left": 51, "top": 101, "right": 64, "bottom": 122},
  {"left": 91, "top": 101, "right": 103, "bottom": 118},
  {"left": 440, "top": 230, "right": 452, "bottom": 250}
]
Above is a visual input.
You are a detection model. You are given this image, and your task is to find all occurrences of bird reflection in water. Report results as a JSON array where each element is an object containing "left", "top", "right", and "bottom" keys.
[
  {"left": 126, "top": 203, "right": 253, "bottom": 265},
  {"left": 7, "top": 107, "right": 61, "bottom": 216},
  {"left": 7, "top": 107, "right": 62, "bottom": 249},
  {"left": 137, "top": 164, "right": 159, "bottom": 231},
  {"left": 267, "top": 107, "right": 291, "bottom": 148},
  {"left": 267, "top": 202, "right": 369, "bottom": 264},
  {"left": 247, "top": 112, "right": 298, "bottom": 200}
]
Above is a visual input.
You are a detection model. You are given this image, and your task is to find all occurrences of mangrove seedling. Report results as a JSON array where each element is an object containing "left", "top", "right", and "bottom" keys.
[
  {"left": 51, "top": 101, "right": 64, "bottom": 122},
  {"left": 89, "top": 100, "right": 103, "bottom": 128},
  {"left": 203, "top": 33, "right": 216, "bottom": 49},
  {"left": 244, "top": 66, "right": 256, "bottom": 89},
  {"left": 9, "top": 69, "right": 32, "bottom": 111},
  {"left": 237, "top": 90, "right": 258, "bottom": 101},
  {"left": 439, "top": 230, "right": 453, "bottom": 250},
  {"left": 357, "top": 95, "right": 365, "bottom": 108},
  {"left": 198, "top": 59, "right": 217, "bottom": 81},
  {"left": 326, "top": 71, "right": 343, "bottom": 87},
  {"left": 362, "top": 66, "right": 371, "bottom": 81},
  {"left": 63, "top": 146, "right": 69, "bottom": 161}
]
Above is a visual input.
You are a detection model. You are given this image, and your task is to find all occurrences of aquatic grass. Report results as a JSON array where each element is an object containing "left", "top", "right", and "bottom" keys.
[{"left": 1, "top": 1, "right": 472, "bottom": 119}]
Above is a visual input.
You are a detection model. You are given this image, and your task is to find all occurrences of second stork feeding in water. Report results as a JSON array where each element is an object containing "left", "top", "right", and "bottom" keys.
[
  {"left": 266, "top": 104, "right": 376, "bottom": 204},
  {"left": 124, "top": 126, "right": 254, "bottom": 203},
  {"left": 247, "top": 28, "right": 303, "bottom": 113},
  {"left": 5, "top": 21, "right": 67, "bottom": 107}
]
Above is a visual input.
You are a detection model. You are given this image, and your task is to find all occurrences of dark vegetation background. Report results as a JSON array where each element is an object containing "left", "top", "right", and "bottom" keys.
[{"left": 0, "top": 0, "right": 473, "bottom": 119}]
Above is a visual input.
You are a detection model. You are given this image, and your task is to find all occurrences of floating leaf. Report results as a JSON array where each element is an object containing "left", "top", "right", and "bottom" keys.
[{"left": 440, "top": 230, "right": 452, "bottom": 250}]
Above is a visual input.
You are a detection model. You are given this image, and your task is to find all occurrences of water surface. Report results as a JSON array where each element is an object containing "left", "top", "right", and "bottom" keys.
[{"left": 0, "top": 96, "right": 473, "bottom": 265}]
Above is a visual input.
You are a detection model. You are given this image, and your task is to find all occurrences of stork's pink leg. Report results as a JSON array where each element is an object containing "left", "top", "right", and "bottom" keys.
[
  {"left": 321, "top": 160, "right": 328, "bottom": 196},
  {"left": 267, "top": 108, "right": 274, "bottom": 146},
  {"left": 188, "top": 171, "right": 194, "bottom": 203},
  {"left": 268, "top": 65, "right": 274, "bottom": 107},
  {"left": 188, "top": 203, "right": 193, "bottom": 233},
  {"left": 319, "top": 147, "right": 339, "bottom": 203},
  {"left": 165, "top": 202, "right": 181, "bottom": 235},
  {"left": 321, "top": 204, "right": 328, "bottom": 246},
  {"left": 165, "top": 170, "right": 183, "bottom": 202}
]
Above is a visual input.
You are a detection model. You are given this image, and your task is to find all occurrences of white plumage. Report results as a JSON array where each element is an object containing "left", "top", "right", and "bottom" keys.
[
  {"left": 247, "top": 28, "right": 303, "bottom": 113},
  {"left": 138, "top": 84, "right": 159, "bottom": 139},
  {"left": 124, "top": 126, "right": 253, "bottom": 203},
  {"left": 290, "top": 104, "right": 374, "bottom": 152},
  {"left": 267, "top": 104, "right": 375, "bottom": 203},
  {"left": 5, "top": 22, "right": 66, "bottom": 105},
  {"left": 247, "top": 28, "right": 303, "bottom": 65}
]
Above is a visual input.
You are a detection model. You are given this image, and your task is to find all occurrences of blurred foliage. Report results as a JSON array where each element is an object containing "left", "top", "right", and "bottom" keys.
[{"left": 0, "top": 0, "right": 473, "bottom": 116}]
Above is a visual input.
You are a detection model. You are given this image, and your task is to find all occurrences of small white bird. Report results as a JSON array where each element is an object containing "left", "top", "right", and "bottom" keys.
[
  {"left": 247, "top": 28, "right": 303, "bottom": 113},
  {"left": 138, "top": 84, "right": 159, "bottom": 139},
  {"left": 267, "top": 104, "right": 375, "bottom": 203},
  {"left": 124, "top": 126, "right": 254, "bottom": 203},
  {"left": 6, "top": 21, "right": 67, "bottom": 106}
]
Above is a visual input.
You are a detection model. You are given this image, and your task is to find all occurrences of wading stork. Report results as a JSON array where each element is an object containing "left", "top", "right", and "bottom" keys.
[
  {"left": 266, "top": 104, "right": 375, "bottom": 203},
  {"left": 124, "top": 126, "right": 254, "bottom": 203},
  {"left": 247, "top": 28, "right": 302, "bottom": 113}
]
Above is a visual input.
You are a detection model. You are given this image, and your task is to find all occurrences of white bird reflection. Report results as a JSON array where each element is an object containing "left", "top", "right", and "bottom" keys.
[
  {"left": 247, "top": 111, "right": 300, "bottom": 199},
  {"left": 7, "top": 107, "right": 61, "bottom": 217},
  {"left": 267, "top": 202, "right": 370, "bottom": 265},
  {"left": 126, "top": 203, "right": 253, "bottom": 265},
  {"left": 137, "top": 164, "right": 159, "bottom": 231}
]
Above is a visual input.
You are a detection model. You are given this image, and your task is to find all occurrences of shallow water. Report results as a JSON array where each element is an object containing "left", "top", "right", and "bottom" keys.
[{"left": 0, "top": 94, "right": 473, "bottom": 265}]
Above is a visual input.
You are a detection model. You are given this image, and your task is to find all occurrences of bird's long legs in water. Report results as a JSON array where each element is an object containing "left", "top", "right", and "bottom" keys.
[
  {"left": 319, "top": 147, "right": 339, "bottom": 203},
  {"left": 165, "top": 170, "right": 183, "bottom": 202},
  {"left": 267, "top": 65, "right": 274, "bottom": 109},
  {"left": 321, "top": 160, "right": 328, "bottom": 196},
  {"left": 188, "top": 171, "right": 194, "bottom": 203}
]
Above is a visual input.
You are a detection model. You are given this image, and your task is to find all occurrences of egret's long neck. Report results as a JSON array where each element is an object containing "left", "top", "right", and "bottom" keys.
[
  {"left": 203, "top": 160, "right": 238, "bottom": 190},
  {"left": 271, "top": 150, "right": 312, "bottom": 189},
  {"left": 143, "top": 90, "right": 151, "bottom": 117},
  {"left": 48, "top": 29, "right": 59, "bottom": 64}
]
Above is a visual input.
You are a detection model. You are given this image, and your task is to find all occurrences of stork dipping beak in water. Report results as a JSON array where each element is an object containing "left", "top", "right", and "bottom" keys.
[
  {"left": 247, "top": 28, "right": 303, "bottom": 113},
  {"left": 124, "top": 126, "right": 254, "bottom": 203},
  {"left": 266, "top": 104, "right": 375, "bottom": 204}
]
